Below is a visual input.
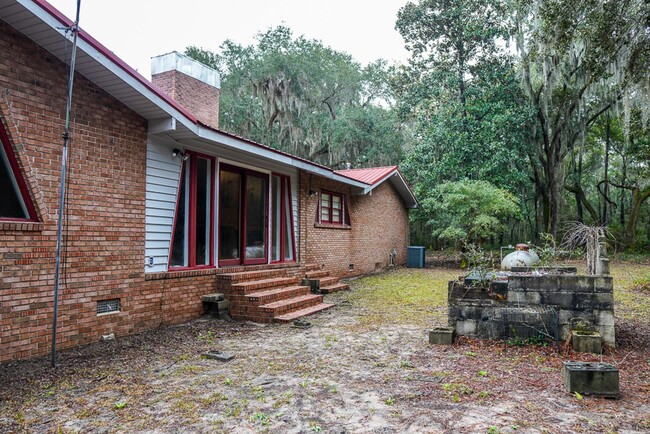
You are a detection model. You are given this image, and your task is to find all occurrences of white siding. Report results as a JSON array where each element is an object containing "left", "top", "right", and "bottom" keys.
[
  {"left": 144, "top": 137, "right": 301, "bottom": 272},
  {"left": 145, "top": 140, "right": 182, "bottom": 273}
]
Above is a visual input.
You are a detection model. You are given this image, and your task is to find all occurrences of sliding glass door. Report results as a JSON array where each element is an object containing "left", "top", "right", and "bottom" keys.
[{"left": 218, "top": 165, "right": 268, "bottom": 266}]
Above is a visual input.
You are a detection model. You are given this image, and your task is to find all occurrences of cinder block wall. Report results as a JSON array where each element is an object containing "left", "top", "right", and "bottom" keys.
[
  {"left": 448, "top": 275, "right": 615, "bottom": 346},
  {"left": 298, "top": 172, "right": 409, "bottom": 277}
]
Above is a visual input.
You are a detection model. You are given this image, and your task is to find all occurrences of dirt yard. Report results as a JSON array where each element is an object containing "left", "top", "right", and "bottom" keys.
[{"left": 1, "top": 262, "right": 650, "bottom": 434}]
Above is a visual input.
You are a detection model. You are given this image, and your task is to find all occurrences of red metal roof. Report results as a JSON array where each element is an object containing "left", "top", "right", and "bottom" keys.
[{"left": 334, "top": 166, "right": 398, "bottom": 185}]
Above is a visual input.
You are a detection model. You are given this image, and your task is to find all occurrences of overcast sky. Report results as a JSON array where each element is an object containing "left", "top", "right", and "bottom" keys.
[{"left": 46, "top": 0, "right": 412, "bottom": 79}]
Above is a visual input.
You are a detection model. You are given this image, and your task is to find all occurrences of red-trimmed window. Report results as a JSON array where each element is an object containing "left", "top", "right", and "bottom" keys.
[
  {"left": 169, "top": 151, "right": 215, "bottom": 269},
  {"left": 0, "top": 121, "right": 37, "bottom": 221},
  {"left": 271, "top": 174, "right": 296, "bottom": 262},
  {"left": 319, "top": 191, "right": 345, "bottom": 224}
]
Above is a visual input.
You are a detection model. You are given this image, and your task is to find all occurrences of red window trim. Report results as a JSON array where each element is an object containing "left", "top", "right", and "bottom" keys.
[
  {"left": 270, "top": 173, "right": 297, "bottom": 264},
  {"left": 168, "top": 150, "right": 215, "bottom": 270},
  {"left": 0, "top": 120, "right": 37, "bottom": 222},
  {"left": 318, "top": 190, "right": 344, "bottom": 225},
  {"left": 217, "top": 163, "right": 269, "bottom": 267}
]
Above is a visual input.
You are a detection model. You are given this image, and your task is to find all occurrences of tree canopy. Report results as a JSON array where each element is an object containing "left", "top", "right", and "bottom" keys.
[
  {"left": 186, "top": 26, "right": 406, "bottom": 169},
  {"left": 184, "top": 1, "right": 650, "bottom": 250}
]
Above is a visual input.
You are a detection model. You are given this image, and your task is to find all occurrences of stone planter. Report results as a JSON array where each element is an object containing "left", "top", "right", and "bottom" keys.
[
  {"left": 428, "top": 327, "right": 455, "bottom": 345},
  {"left": 571, "top": 330, "right": 602, "bottom": 354},
  {"left": 563, "top": 361, "right": 619, "bottom": 398}
]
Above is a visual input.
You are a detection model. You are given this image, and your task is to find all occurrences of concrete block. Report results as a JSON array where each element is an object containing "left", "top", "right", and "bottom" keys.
[
  {"left": 563, "top": 361, "right": 619, "bottom": 398},
  {"left": 455, "top": 320, "right": 478, "bottom": 336},
  {"left": 599, "top": 258, "right": 610, "bottom": 275},
  {"left": 597, "top": 310, "right": 615, "bottom": 326},
  {"left": 428, "top": 327, "right": 455, "bottom": 345},
  {"left": 593, "top": 276, "right": 613, "bottom": 292},
  {"left": 508, "top": 290, "right": 526, "bottom": 303},
  {"left": 598, "top": 325, "right": 616, "bottom": 347},
  {"left": 302, "top": 278, "right": 320, "bottom": 294},
  {"left": 543, "top": 291, "right": 575, "bottom": 307},
  {"left": 571, "top": 331, "right": 602, "bottom": 354},
  {"left": 201, "top": 293, "right": 225, "bottom": 303}
]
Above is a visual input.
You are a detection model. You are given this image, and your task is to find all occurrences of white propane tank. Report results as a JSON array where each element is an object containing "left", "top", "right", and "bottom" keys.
[{"left": 501, "top": 244, "right": 540, "bottom": 270}]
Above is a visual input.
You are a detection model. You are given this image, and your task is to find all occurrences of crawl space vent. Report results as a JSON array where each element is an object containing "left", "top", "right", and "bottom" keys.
[{"left": 97, "top": 299, "right": 121, "bottom": 315}]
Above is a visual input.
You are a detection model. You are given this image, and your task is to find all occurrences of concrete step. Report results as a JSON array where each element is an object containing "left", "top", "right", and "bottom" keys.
[
  {"left": 231, "top": 276, "right": 301, "bottom": 293},
  {"left": 274, "top": 303, "right": 335, "bottom": 323},
  {"left": 259, "top": 294, "right": 324, "bottom": 315},
  {"left": 244, "top": 285, "right": 311, "bottom": 304},
  {"left": 321, "top": 283, "right": 349, "bottom": 294}
]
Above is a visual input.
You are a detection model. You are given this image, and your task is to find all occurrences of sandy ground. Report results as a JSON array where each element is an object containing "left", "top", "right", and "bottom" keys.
[{"left": 1, "top": 277, "right": 650, "bottom": 433}]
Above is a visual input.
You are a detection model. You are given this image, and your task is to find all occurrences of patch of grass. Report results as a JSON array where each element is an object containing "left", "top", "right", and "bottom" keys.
[
  {"left": 252, "top": 412, "right": 270, "bottom": 426},
  {"left": 197, "top": 330, "right": 217, "bottom": 344},
  {"left": 611, "top": 262, "right": 650, "bottom": 321},
  {"left": 344, "top": 268, "right": 458, "bottom": 326}
]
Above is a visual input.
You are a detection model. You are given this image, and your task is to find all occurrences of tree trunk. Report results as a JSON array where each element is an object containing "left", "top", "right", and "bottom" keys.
[
  {"left": 619, "top": 156, "right": 626, "bottom": 226},
  {"left": 602, "top": 111, "right": 610, "bottom": 224},
  {"left": 623, "top": 186, "right": 650, "bottom": 248}
]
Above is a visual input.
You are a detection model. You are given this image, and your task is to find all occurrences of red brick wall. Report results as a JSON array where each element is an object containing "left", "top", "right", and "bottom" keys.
[
  {"left": 298, "top": 172, "right": 409, "bottom": 277},
  {"left": 349, "top": 181, "right": 410, "bottom": 272},
  {"left": 0, "top": 20, "right": 151, "bottom": 361},
  {"left": 151, "top": 70, "right": 220, "bottom": 128}
]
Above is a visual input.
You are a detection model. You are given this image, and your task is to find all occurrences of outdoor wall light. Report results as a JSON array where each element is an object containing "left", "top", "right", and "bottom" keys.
[
  {"left": 309, "top": 189, "right": 318, "bottom": 197},
  {"left": 172, "top": 148, "right": 189, "bottom": 160}
]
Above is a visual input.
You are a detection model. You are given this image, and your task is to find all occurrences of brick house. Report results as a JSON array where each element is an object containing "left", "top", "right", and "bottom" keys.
[{"left": 0, "top": 0, "right": 416, "bottom": 362}]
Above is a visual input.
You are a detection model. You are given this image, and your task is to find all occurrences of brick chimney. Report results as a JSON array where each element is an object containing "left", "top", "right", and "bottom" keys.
[{"left": 151, "top": 51, "right": 221, "bottom": 128}]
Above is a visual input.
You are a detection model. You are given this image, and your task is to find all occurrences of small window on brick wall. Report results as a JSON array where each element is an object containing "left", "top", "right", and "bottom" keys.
[
  {"left": 317, "top": 191, "right": 350, "bottom": 225},
  {"left": 97, "top": 299, "right": 121, "bottom": 315},
  {"left": 0, "top": 120, "right": 36, "bottom": 221}
]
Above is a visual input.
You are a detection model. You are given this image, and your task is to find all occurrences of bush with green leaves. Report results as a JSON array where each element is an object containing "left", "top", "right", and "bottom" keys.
[{"left": 422, "top": 180, "right": 522, "bottom": 246}]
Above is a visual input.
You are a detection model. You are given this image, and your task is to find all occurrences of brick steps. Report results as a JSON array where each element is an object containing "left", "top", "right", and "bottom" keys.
[
  {"left": 231, "top": 276, "right": 301, "bottom": 293},
  {"left": 260, "top": 294, "right": 324, "bottom": 315},
  {"left": 274, "top": 303, "right": 335, "bottom": 323},
  {"left": 244, "top": 285, "right": 310, "bottom": 304},
  {"left": 305, "top": 270, "right": 329, "bottom": 279},
  {"left": 321, "top": 283, "right": 349, "bottom": 294},
  {"left": 217, "top": 264, "right": 341, "bottom": 323},
  {"left": 217, "top": 268, "right": 289, "bottom": 283},
  {"left": 318, "top": 276, "right": 339, "bottom": 287}
]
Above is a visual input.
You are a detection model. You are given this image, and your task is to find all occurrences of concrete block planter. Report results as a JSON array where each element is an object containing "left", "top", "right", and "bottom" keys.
[
  {"left": 428, "top": 327, "right": 455, "bottom": 345},
  {"left": 571, "top": 330, "right": 602, "bottom": 354},
  {"left": 563, "top": 361, "right": 619, "bottom": 398}
]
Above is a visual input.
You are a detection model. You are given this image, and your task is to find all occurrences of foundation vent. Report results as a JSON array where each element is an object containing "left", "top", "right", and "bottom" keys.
[{"left": 97, "top": 299, "right": 121, "bottom": 315}]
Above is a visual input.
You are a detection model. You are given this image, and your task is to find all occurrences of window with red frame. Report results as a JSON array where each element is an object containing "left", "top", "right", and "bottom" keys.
[
  {"left": 169, "top": 152, "right": 215, "bottom": 268},
  {"left": 319, "top": 191, "right": 346, "bottom": 224},
  {"left": 0, "top": 122, "right": 36, "bottom": 221}
]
